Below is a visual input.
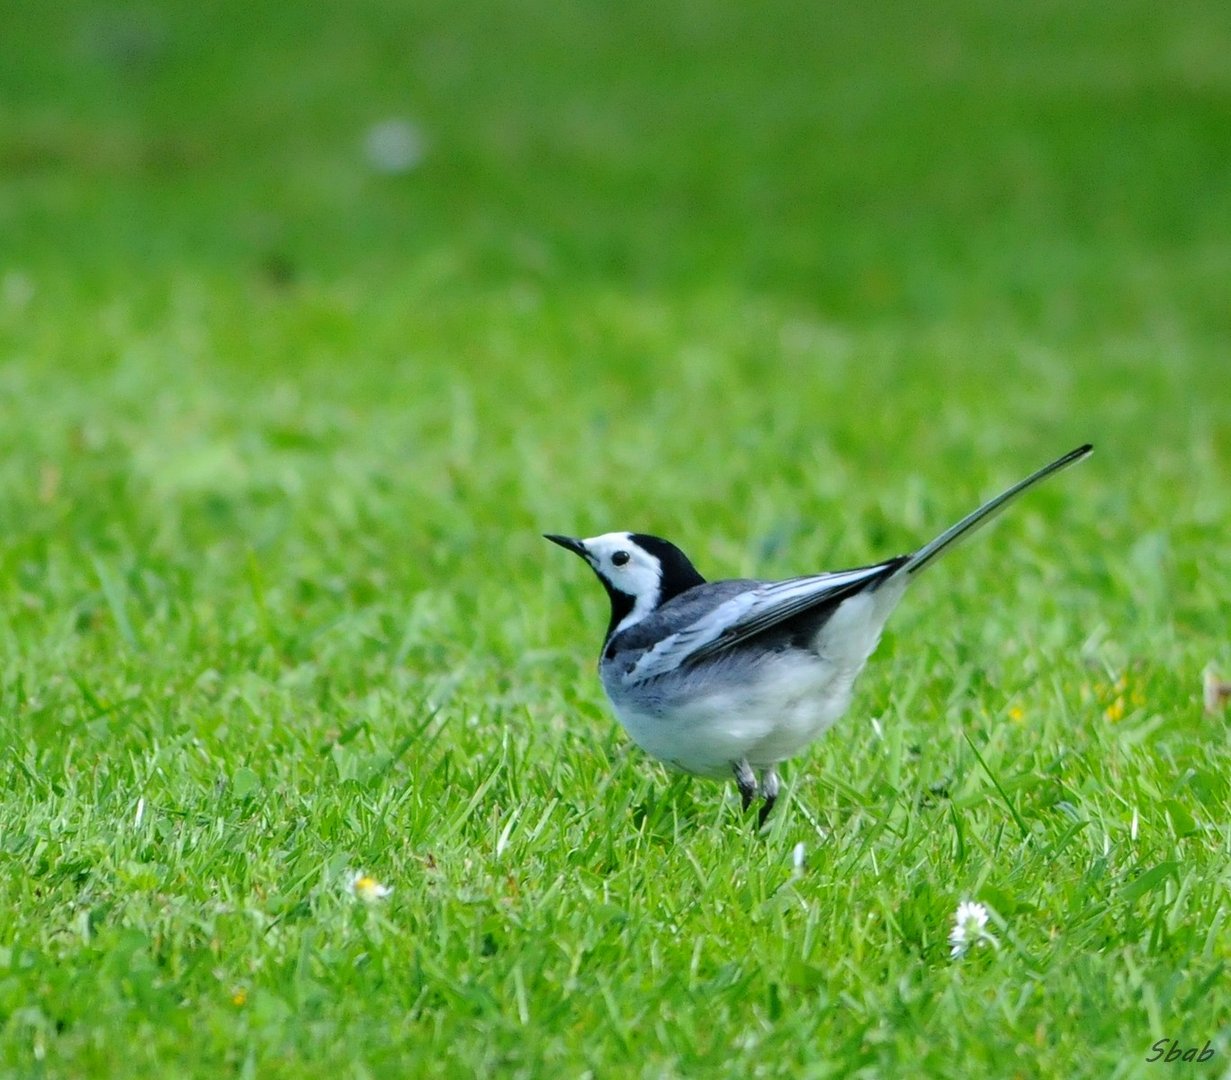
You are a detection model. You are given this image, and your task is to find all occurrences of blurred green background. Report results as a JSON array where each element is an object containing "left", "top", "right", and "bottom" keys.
[
  {"left": 5, "top": 0, "right": 1228, "bottom": 324},
  {"left": 3, "top": 0, "right": 1228, "bottom": 553}
]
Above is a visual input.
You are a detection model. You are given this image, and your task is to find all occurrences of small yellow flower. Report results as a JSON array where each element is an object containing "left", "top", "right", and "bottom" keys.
[
  {"left": 1104, "top": 697, "right": 1125, "bottom": 723},
  {"left": 1007, "top": 705, "right": 1024, "bottom": 723},
  {"left": 231, "top": 989, "right": 247, "bottom": 1007},
  {"left": 348, "top": 870, "right": 393, "bottom": 902}
]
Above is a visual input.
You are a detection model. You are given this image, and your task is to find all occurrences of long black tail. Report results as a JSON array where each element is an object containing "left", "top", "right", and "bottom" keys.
[{"left": 897, "top": 444, "right": 1093, "bottom": 577}]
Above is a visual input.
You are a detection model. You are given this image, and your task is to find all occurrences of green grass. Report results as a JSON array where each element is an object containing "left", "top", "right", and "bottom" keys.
[{"left": 2, "top": 0, "right": 1230, "bottom": 1076}]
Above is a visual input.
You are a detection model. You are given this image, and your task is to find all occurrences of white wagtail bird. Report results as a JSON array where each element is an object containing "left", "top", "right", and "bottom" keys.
[{"left": 546, "top": 444, "right": 1091, "bottom": 825}]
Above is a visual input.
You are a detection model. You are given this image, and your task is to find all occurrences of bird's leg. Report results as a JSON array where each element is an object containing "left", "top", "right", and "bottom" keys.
[
  {"left": 732, "top": 759, "right": 757, "bottom": 811},
  {"left": 758, "top": 767, "right": 780, "bottom": 827}
]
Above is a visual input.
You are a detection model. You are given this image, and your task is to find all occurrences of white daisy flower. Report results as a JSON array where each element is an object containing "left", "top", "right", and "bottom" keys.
[
  {"left": 348, "top": 870, "right": 393, "bottom": 902},
  {"left": 948, "top": 899, "right": 997, "bottom": 959}
]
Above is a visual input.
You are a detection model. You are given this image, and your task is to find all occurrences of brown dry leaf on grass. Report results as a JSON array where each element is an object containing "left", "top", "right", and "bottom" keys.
[{"left": 1203, "top": 666, "right": 1231, "bottom": 715}]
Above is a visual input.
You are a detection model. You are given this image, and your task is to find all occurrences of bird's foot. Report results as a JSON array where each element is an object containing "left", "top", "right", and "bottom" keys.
[
  {"left": 732, "top": 759, "right": 757, "bottom": 811},
  {"left": 733, "top": 761, "right": 781, "bottom": 825},
  {"left": 757, "top": 767, "right": 780, "bottom": 827}
]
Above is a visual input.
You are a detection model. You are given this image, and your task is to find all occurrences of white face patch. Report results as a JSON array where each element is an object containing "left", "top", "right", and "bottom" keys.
[{"left": 581, "top": 532, "right": 662, "bottom": 633}]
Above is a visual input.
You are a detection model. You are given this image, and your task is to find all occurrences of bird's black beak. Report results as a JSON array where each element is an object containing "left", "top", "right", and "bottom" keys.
[{"left": 544, "top": 534, "right": 587, "bottom": 558}]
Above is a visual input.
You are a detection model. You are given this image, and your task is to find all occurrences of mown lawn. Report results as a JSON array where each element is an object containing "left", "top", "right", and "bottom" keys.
[{"left": 1, "top": 1, "right": 1229, "bottom": 1076}]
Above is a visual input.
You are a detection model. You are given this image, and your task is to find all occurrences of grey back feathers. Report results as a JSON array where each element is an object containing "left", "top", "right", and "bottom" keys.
[{"left": 616, "top": 563, "right": 901, "bottom": 684}]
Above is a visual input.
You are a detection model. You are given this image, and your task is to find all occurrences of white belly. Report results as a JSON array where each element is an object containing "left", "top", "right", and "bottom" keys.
[
  {"left": 611, "top": 654, "right": 857, "bottom": 776},
  {"left": 604, "top": 583, "right": 905, "bottom": 778}
]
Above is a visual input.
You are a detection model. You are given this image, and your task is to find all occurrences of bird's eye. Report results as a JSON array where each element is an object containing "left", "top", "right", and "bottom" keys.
[{"left": 611, "top": 550, "right": 631, "bottom": 567}]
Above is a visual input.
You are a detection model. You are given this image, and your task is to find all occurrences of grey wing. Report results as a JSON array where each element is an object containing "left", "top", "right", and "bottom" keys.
[{"left": 625, "top": 561, "right": 901, "bottom": 684}]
